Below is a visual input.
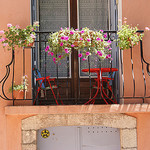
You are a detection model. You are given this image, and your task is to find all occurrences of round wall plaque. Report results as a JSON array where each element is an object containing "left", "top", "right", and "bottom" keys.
[{"left": 41, "top": 129, "right": 50, "bottom": 138}]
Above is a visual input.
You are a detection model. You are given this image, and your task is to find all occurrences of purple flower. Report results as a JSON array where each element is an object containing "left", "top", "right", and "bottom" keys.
[
  {"left": 64, "top": 48, "right": 69, "bottom": 53},
  {"left": 71, "top": 44, "right": 75, "bottom": 47},
  {"left": 78, "top": 53, "right": 82, "bottom": 58},
  {"left": 45, "top": 45, "right": 50, "bottom": 52},
  {"left": 86, "top": 52, "right": 90, "bottom": 56},
  {"left": 80, "top": 30, "right": 85, "bottom": 34},
  {"left": 104, "top": 33, "right": 107, "bottom": 38},
  {"left": 100, "top": 30, "right": 104, "bottom": 33},
  {"left": 51, "top": 52, "right": 54, "bottom": 56},
  {"left": 60, "top": 42, "right": 63, "bottom": 46},
  {"left": 0, "top": 30, "right": 4, "bottom": 34},
  {"left": 58, "top": 55, "right": 62, "bottom": 58},
  {"left": 97, "top": 51, "right": 103, "bottom": 56},
  {"left": 87, "top": 38, "right": 91, "bottom": 42},
  {"left": 64, "top": 36, "right": 69, "bottom": 41},
  {"left": 107, "top": 40, "right": 111, "bottom": 43},
  {"left": 79, "top": 38, "right": 83, "bottom": 41},
  {"left": 61, "top": 36, "right": 65, "bottom": 40},
  {"left": 96, "top": 37, "right": 101, "bottom": 41},
  {"left": 30, "top": 34, "right": 36, "bottom": 39},
  {"left": 82, "top": 58, "right": 87, "bottom": 61},
  {"left": 3, "top": 43, "right": 8, "bottom": 47},
  {"left": 70, "top": 30, "right": 74, "bottom": 34},
  {"left": 53, "top": 57, "right": 56, "bottom": 61},
  {"left": 7, "top": 24, "right": 12, "bottom": 27}
]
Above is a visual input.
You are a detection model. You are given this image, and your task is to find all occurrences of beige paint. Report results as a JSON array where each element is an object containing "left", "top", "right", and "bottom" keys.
[{"left": 0, "top": 0, "right": 150, "bottom": 150}]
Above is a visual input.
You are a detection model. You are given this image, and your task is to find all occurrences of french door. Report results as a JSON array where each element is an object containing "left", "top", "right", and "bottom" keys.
[{"left": 32, "top": 0, "right": 118, "bottom": 102}]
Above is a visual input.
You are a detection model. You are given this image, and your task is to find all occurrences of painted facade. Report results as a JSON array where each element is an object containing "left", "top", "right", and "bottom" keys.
[{"left": 0, "top": 0, "right": 150, "bottom": 150}]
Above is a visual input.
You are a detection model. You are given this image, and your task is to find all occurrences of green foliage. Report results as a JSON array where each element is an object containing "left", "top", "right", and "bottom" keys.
[
  {"left": 117, "top": 21, "right": 144, "bottom": 50},
  {"left": 0, "top": 22, "right": 39, "bottom": 50}
]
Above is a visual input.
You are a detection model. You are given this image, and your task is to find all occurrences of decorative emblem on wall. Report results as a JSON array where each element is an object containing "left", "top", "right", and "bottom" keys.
[{"left": 41, "top": 129, "right": 50, "bottom": 138}]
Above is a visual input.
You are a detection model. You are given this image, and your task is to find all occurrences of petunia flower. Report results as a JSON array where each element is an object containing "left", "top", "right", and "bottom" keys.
[
  {"left": 45, "top": 45, "right": 50, "bottom": 52},
  {"left": 64, "top": 48, "right": 69, "bottom": 53},
  {"left": 53, "top": 57, "right": 56, "bottom": 61},
  {"left": 109, "top": 47, "right": 112, "bottom": 50},
  {"left": 87, "top": 38, "right": 91, "bottom": 42},
  {"left": 48, "top": 52, "right": 51, "bottom": 55},
  {"left": 104, "top": 33, "right": 107, "bottom": 38},
  {"left": 58, "top": 55, "right": 62, "bottom": 58},
  {"left": 107, "top": 40, "right": 111, "bottom": 43},
  {"left": 30, "top": 34, "right": 36, "bottom": 39},
  {"left": 97, "top": 51, "right": 102, "bottom": 56},
  {"left": 79, "top": 38, "right": 83, "bottom": 41},
  {"left": 80, "top": 30, "right": 85, "bottom": 34},
  {"left": 60, "top": 27, "right": 63, "bottom": 31},
  {"left": 3, "top": 43, "right": 8, "bottom": 47},
  {"left": 60, "top": 42, "right": 63, "bottom": 46},
  {"left": 100, "top": 30, "right": 104, "bottom": 33},
  {"left": 78, "top": 53, "right": 82, "bottom": 58},
  {"left": 70, "top": 31, "right": 74, "bottom": 34},
  {"left": 82, "top": 58, "right": 87, "bottom": 61},
  {"left": 0, "top": 30, "right": 4, "bottom": 34},
  {"left": 96, "top": 37, "right": 101, "bottom": 41},
  {"left": 86, "top": 52, "right": 90, "bottom": 55},
  {"left": 7, "top": 24, "right": 12, "bottom": 27},
  {"left": 64, "top": 36, "right": 69, "bottom": 41},
  {"left": 101, "top": 39, "right": 103, "bottom": 42},
  {"left": 61, "top": 36, "right": 65, "bottom": 40},
  {"left": 71, "top": 44, "right": 75, "bottom": 47},
  {"left": 51, "top": 52, "right": 54, "bottom": 56}
]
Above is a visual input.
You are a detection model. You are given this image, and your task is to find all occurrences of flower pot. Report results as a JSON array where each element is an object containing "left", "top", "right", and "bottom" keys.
[
  {"left": 27, "top": 41, "right": 34, "bottom": 47},
  {"left": 13, "top": 90, "right": 25, "bottom": 99}
]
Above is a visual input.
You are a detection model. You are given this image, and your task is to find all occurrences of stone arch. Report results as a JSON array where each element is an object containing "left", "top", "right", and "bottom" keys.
[{"left": 22, "top": 113, "right": 137, "bottom": 150}]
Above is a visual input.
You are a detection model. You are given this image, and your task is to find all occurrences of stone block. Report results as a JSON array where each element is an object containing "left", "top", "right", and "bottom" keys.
[{"left": 22, "top": 130, "right": 36, "bottom": 144}]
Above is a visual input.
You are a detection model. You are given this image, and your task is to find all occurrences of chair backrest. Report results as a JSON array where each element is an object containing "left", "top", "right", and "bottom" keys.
[{"left": 33, "top": 69, "right": 45, "bottom": 89}]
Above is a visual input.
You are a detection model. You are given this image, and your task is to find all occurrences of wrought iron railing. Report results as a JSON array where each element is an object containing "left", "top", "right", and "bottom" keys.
[{"left": 0, "top": 30, "right": 150, "bottom": 105}]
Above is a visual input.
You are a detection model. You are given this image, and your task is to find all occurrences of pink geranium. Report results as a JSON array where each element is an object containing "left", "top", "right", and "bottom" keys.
[
  {"left": 7, "top": 24, "right": 12, "bottom": 27},
  {"left": 86, "top": 52, "right": 90, "bottom": 56},
  {"left": 79, "top": 38, "right": 83, "bottom": 41},
  {"left": 64, "top": 36, "right": 69, "bottom": 41},
  {"left": 80, "top": 30, "right": 84, "bottom": 34},
  {"left": 0, "top": 30, "right": 4, "bottom": 34},
  {"left": 60, "top": 42, "right": 63, "bottom": 46},
  {"left": 70, "top": 31, "right": 74, "bottom": 34},
  {"left": 61, "top": 36, "right": 65, "bottom": 40},
  {"left": 51, "top": 52, "right": 54, "bottom": 56},
  {"left": 53, "top": 57, "right": 56, "bottom": 61},
  {"left": 87, "top": 38, "right": 91, "bottom": 42},
  {"left": 64, "top": 48, "right": 69, "bottom": 53},
  {"left": 71, "top": 44, "right": 75, "bottom": 47},
  {"left": 96, "top": 38, "right": 101, "bottom": 41}
]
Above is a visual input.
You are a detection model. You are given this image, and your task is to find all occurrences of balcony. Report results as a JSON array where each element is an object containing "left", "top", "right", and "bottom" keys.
[{"left": 0, "top": 30, "right": 150, "bottom": 106}]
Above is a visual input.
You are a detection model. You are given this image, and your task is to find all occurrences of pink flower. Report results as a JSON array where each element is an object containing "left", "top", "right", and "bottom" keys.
[
  {"left": 145, "top": 27, "right": 150, "bottom": 31},
  {"left": 15, "top": 25, "right": 20, "bottom": 29},
  {"left": 101, "top": 39, "right": 103, "bottom": 42},
  {"left": 75, "top": 29, "right": 79, "bottom": 31},
  {"left": 107, "top": 40, "right": 111, "bottom": 43},
  {"left": 30, "top": 34, "right": 36, "bottom": 38},
  {"left": 45, "top": 45, "right": 50, "bottom": 52},
  {"left": 86, "top": 52, "right": 90, "bottom": 55},
  {"left": 71, "top": 44, "right": 75, "bottom": 47},
  {"left": 0, "top": 30, "right": 4, "bottom": 34},
  {"left": 96, "top": 38, "right": 101, "bottom": 41},
  {"left": 64, "top": 48, "right": 69, "bottom": 53},
  {"left": 109, "top": 47, "right": 112, "bottom": 50},
  {"left": 100, "top": 30, "right": 104, "bottom": 33},
  {"left": 60, "top": 27, "right": 63, "bottom": 31},
  {"left": 87, "top": 38, "right": 91, "bottom": 42},
  {"left": 7, "top": 24, "right": 12, "bottom": 27},
  {"left": 67, "top": 27, "right": 69, "bottom": 30},
  {"left": 79, "top": 38, "right": 83, "bottom": 41},
  {"left": 3, "top": 43, "right": 8, "bottom": 47},
  {"left": 97, "top": 51, "right": 102, "bottom": 56},
  {"left": 70, "top": 31, "right": 74, "bottom": 34},
  {"left": 64, "top": 36, "right": 69, "bottom": 41},
  {"left": 104, "top": 33, "right": 107, "bottom": 38},
  {"left": 51, "top": 52, "right": 54, "bottom": 56},
  {"left": 108, "top": 54, "right": 111, "bottom": 58},
  {"left": 0, "top": 38, "right": 6, "bottom": 42},
  {"left": 60, "top": 42, "right": 63, "bottom": 46},
  {"left": 48, "top": 52, "right": 51, "bottom": 55},
  {"left": 61, "top": 36, "right": 65, "bottom": 40},
  {"left": 58, "top": 55, "right": 62, "bottom": 58},
  {"left": 53, "top": 57, "right": 56, "bottom": 61},
  {"left": 82, "top": 58, "right": 87, "bottom": 61},
  {"left": 80, "top": 30, "right": 85, "bottom": 34},
  {"left": 78, "top": 53, "right": 82, "bottom": 58}
]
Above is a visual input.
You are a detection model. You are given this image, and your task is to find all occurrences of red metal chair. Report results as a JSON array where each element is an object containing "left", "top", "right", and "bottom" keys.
[{"left": 33, "top": 68, "right": 63, "bottom": 105}]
